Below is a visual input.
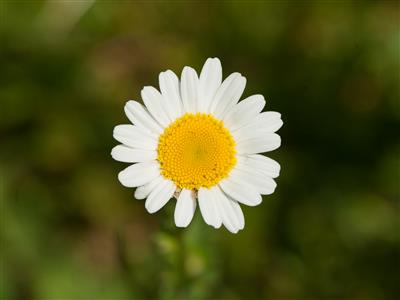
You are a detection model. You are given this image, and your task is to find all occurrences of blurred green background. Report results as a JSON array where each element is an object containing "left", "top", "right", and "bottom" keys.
[{"left": 1, "top": 1, "right": 399, "bottom": 299}]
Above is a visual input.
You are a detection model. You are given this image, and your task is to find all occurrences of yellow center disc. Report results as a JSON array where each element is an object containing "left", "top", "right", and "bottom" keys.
[{"left": 157, "top": 113, "right": 237, "bottom": 190}]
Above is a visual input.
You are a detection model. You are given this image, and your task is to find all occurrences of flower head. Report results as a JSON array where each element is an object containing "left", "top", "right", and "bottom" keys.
[{"left": 112, "top": 58, "right": 282, "bottom": 233}]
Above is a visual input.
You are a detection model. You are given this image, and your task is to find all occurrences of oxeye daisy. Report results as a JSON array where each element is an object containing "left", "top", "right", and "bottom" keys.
[{"left": 112, "top": 58, "right": 282, "bottom": 233}]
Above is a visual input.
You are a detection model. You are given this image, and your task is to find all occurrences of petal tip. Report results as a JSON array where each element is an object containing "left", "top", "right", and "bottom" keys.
[{"left": 117, "top": 171, "right": 128, "bottom": 187}]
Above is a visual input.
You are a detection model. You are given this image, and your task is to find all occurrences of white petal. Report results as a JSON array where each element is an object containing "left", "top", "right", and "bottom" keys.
[
  {"left": 213, "top": 186, "right": 242, "bottom": 233},
  {"left": 235, "top": 133, "right": 281, "bottom": 154},
  {"left": 229, "top": 198, "right": 245, "bottom": 230},
  {"left": 159, "top": 70, "right": 183, "bottom": 119},
  {"left": 237, "top": 154, "right": 280, "bottom": 178},
  {"left": 124, "top": 100, "right": 163, "bottom": 134},
  {"left": 118, "top": 161, "right": 160, "bottom": 188},
  {"left": 198, "top": 58, "right": 222, "bottom": 112},
  {"left": 255, "top": 112, "right": 283, "bottom": 132},
  {"left": 223, "top": 95, "right": 265, "bottom": 131},
  {"left": 228, "top": 167, "right": 277, "bottom": 195},
  {"left": 134, "top": 176, "right": 163, "bottom": 200},
  {"left": 218, "top": 178, "right": 262, "bottom": 206},
  {"left": 174, "top": 189, "right": 196, "bottom": 227},
  {"left": 180, "top": 66, "right": 199, "bottom": 113},
  {"left": 145, "top": 179, "right": 176, "bottom": 213},
  {"left": 198, "top": 187, "right": 222, "bottom": 228},
  {"left": 113, "top": 125, "right": 157, "bottom": 150},
  {"left": 111, "top": 145, "right": 157, "bottom": 163},
  {"left": 141, "top": 86, "right": 171, "bottom": 127},
  {"left": 210, "top": 73, "right": 246, "bottom": 119},
  {"left": 233, "top": 111, "right": 283, "bottom": 137}
]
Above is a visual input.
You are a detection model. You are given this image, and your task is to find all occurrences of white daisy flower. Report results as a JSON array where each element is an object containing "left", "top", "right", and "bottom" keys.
[{"left": 112, "top": 57, "right": 282, "bottom": 233}]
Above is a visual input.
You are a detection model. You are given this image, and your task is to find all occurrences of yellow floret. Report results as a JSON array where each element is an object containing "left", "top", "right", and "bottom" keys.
[{"left": 157, "top": 113, "right": 236, "bottom": 190}]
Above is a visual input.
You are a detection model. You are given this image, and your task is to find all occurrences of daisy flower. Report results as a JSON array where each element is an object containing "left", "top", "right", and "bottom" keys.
[{"left": 112, "top": 58, "right": 282, "bottom": 233}]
